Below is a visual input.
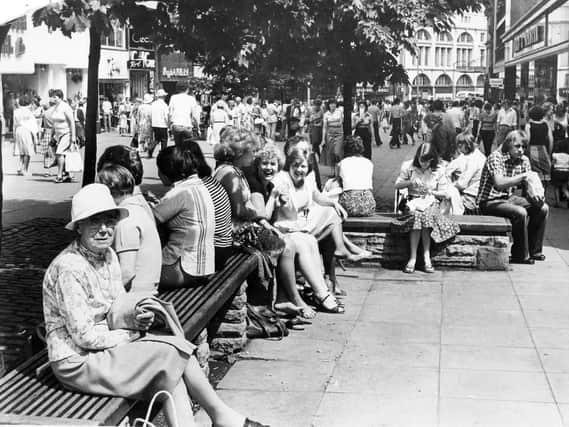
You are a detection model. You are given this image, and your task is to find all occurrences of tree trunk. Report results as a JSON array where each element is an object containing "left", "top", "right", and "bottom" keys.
[
  {"left": 83, "top": 26, "right": 102, "bottom": 186},
  {"left": 0, "top": 24, "right": 11, "bottom": 251},
  {"left": 342, "top": 78, "right": 354, "bottom": 136}
]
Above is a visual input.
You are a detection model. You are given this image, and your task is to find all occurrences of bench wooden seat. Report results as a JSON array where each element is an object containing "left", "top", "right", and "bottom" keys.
[
  {"left": 344, "top": 213, "right": 511, "bottom": 235},
  {"left": 343, "top": 214, "right": 512, "bottom": 270},
  {"left": 0, "top": 252, "right": 257, "bottom": 425}
]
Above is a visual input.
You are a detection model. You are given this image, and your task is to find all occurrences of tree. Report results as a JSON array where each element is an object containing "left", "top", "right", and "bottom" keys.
[
  {"left": 167, "top": 0, "right": 481, "bottom": 134},
  {"left": 33, "top": 0, "right": 169, "bottom": 185}
]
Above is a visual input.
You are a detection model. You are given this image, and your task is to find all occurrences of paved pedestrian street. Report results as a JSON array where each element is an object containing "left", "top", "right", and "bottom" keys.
[{"left": 2, "top": 134, "right": 569, "bottom": 426}]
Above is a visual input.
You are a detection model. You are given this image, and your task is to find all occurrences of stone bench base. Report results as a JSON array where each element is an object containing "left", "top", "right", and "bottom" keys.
[{"left": 344, "top": 214, "right": 512, "bottom": 270}]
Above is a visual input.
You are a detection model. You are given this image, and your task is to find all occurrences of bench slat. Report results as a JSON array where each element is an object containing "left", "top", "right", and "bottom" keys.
[{"left": 0, "top": 252, "right": 257, "bottom": 425}]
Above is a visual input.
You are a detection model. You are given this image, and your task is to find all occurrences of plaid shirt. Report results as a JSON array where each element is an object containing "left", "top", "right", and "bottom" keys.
[{"left": 476, "top": 150, "right": 530, "bottom": 204}]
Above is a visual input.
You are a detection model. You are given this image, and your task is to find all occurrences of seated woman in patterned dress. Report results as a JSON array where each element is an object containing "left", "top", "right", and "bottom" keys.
[{"left": 394, "top": 143, "right": 460, "bottom": 273}]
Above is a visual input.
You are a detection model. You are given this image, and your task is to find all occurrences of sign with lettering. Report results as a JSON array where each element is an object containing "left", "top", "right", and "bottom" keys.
[
  {"left": 129, "top": 30, "right": 153, "bottom": 51},
  {"left": 513, "top": 25, "right": 544, "bottom": 53},
  {"left": 159, "top": 52, "right": 193, "bottom": 81},
  {"left": 128, "top": 59, "right": 155, "bottom": 70},
  {"left": 489, "top": 78, "right": 503, "bottom": 88}
]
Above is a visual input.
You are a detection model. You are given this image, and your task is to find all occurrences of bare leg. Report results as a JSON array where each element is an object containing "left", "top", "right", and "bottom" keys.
[
  {"left": 182, "top": 356, "right": 244, "bottom": 427},
  {"left": 163, "top": 380, "right": 196, "bottom": 427},
  {"left": 421, "top": 228, "right": 432, "bottom": 267},
  {"left": 406, "top": 230, "right": 421, "bottom": 269},
  {"left": 23, "top": 155, "right": 31, "bottom": 174},
  {"left": 56, "top": 154, "right": 65, "bottom": 180},
  {"left": 294, "top": 233, "right": 331, "bottom": 299},
  {"left": 274, "top": 237, "right": 306, "bottom": 315}
]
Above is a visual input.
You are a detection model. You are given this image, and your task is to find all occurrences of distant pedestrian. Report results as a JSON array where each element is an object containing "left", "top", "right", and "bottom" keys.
[
  {"left": 150, "top": 89, "right": 169, "bottom": 157},
  {"left": 169, "top": 84, "right": 201, "bottom": 146},
  {"left": 49, "top": 89, "right": 76, "bottom": 183},
  {"left": 101, "top": 97, "right": 113, "bottom": 132},
  {"left": 321, "top": 99, "right": 344, "bottom": 167},
  {"left": 136, "top": 94, "right": 153, "bottom": 155},
  {"left": 13, "top": 94, "right": 37, "bottom": 175}
]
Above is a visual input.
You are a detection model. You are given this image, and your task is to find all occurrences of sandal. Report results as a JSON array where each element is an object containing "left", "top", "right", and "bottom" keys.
[
  {"left": 54, "top": 176, "right": 63, "bottom": 183},
  {"left": 424, "top": 264, "right": 435, "bottom": 273},
  {"left": 314, "top": 293, "right": 345, "bottom": 314},
  {"left": 403, "top": 262, "right": 415, "bottom": 273},
  {"left": 298, "top": 306, "right": 316, "bottom": 320},
  {"left": 243, "top": 418, "right": 270, "bottom": 427}
]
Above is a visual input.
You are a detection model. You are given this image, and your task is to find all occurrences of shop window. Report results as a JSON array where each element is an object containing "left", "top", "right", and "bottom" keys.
[
  {"left": 548, "top": 1, "right": 569, "bottom": 46},
  {"left": 476, "top": 75, "right": 485, "bottom": 88}
]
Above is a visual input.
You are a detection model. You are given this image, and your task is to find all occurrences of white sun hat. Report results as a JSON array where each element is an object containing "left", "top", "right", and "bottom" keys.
[
  {"left": 65, "top": 183, "right": 129, "bottom": 231},
  {"left": 156, "top": 89, "right": 168, "bottom": 97}
]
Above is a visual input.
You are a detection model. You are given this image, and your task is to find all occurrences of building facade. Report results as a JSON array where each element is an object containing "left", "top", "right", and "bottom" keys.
[
  {"left": 498, "top": 0, "right": 569, "bottom": 103},
  {"left": 400, "top": 9, "right": 488, "bottom": 100}
]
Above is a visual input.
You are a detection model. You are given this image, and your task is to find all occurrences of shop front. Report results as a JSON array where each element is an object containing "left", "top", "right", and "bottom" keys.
[
  {"left": 98, "top": 49, "right": 129, "bottom": 103},
  {"left": 503, "top": 1, "right": 569, "bottom": 102}
]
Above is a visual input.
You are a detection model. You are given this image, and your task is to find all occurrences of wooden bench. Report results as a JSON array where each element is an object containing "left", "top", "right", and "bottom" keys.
[
  {"left": 344, "top": 213, "right": 512, "bottom": 270},
  {"left": 0, "top": 251, "right": 257, "bottom": 425}
]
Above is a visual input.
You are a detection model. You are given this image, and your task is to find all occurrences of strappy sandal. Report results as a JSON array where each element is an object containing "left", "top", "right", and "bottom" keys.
[
  {"left": 314, "top": 293, "right": 345, "bottom": 314},
  {"left": 424, "top": 264, "right": 435, "bottom": 273}
]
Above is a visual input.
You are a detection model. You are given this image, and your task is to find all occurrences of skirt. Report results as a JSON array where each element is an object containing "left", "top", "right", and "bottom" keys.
[
  {"left": 274, "top": 205, "right": 341, "bottom": 240},
  {"left": 339, "top": 189, "right": 376, "bottom": 217},
  {"left": 354, "top": 127, "right": 372, "bottom": 160},
  {"left": 51, "top": 337, "right": 192, "bottom": 401},
  {"left": 321, "top": 127, "right": 343, "bottom": 167},
  {"left": 309, "top": 125, "right": 323, "bottom": 155},
  {"left": 392, "top": 200, "right": 460, "bottom": 244},
  {"left": 529, "top": 145, "right": 551, "bottom": 182},
  {"left": 55, "top": 132, "right": 72, "bottom": 155},
  {"left": 13, "top": 127, "right": 35, "bottom": 156}
]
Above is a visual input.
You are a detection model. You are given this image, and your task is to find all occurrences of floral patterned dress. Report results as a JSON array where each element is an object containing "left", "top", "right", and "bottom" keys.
[{"left": 393, "top": 160, "right": 460, "bottom": 243}]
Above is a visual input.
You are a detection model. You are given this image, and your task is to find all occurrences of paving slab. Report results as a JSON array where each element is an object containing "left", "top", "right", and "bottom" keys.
[
  {"left": 441, "top": 324, "right": 534, "bottom": 348},
  {"left": 440, "top": 345, "right": 543, "bottom": 372},
  {"left": 314, "top": 394, "right": 438, "bottom": 427},
  {"left": 439, "top": 398, "right": 563, "bottom": 427}
]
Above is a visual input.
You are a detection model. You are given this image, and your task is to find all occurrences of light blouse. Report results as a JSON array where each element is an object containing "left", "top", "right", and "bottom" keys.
[
  {"left": 323, "top": 110, "right": 343, "bottom": 128},
  {"left": 43, "top": 241, "right": 138, "bottom": 362},
  {"left": 337, "top": 156, "right": 373, "bottom": 190},
  {"left": 396, "top": 160, "right": 449, "bottom": 198}
]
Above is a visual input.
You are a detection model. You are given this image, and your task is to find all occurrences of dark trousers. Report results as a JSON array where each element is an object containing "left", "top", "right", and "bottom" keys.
[
  {"left": 373, "top": 121, "right": 380, "bottom": 146},
  {"left": 355, "top": 126, "right": 372, "bottom": 160},
  {"left": 479, "top": 130, "right": 495, "bottom": 156},
  {"left": 480, "top": 195, "right": 549, "bottom": 260},
  {"left": 171, "top": 125, "right": 193, "bottom": 147},
  {"left": 150, "top": 127, "right": 168, "bottom": 156}
]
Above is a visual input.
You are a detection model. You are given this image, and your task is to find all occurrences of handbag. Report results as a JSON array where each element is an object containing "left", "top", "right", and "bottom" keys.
[
  {"left": 246, "top": 304, "right": 289, "bottom": 340},
  {"left": 65, "top": 144, "right": 83, "bottom": 172}
]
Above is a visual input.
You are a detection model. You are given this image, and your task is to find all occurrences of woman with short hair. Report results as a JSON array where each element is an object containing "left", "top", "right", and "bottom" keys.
[
  {"left": 49, "top": 89, "right": 76, "bottom": 183},
  {"left": 452, "top": 132, "right": 486, "bottom": 213},
  {"left": 525, "top": 105, "right": 553, "bottom": 184},
  {"left": 154, "top": 146, "right": 216, "bottom": 289}
]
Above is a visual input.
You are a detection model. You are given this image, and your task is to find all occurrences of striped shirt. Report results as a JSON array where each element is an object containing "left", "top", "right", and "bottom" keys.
[
  {"left": 153, "top": 175, "right": 215, "bottom": 276},
  {"left": 201, "top": 176, "right": 233, "bottom": 248}
]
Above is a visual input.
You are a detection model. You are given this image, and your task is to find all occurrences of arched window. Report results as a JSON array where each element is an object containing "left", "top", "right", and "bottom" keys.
[
  {"left": 417, "top": 30, "right": 431, "bottom": 41},
  {"left": 435, "top": 74, "right": 452, "bottom": 87},
  {"left": 458, "top": 32, "right": 474, "bottom": 43},
  {"left": 437, "top": 31, "right": 452, "bottom": 42},
  {"left": 476, "top": 75, "right": 485, "bottom": 87},
  {"left": 456, "top": 74, "right": 474, "bottom": 89},
  {"left": 413, "top": 74, "right": 431, "bottom": 87}
]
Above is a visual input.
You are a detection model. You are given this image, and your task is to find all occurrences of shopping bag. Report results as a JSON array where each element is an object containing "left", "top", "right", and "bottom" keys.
[
  {"left": 65, "top": 144, "right": 83, "bottom": 172},
  {"left": 43, "top": 147, "right": 56, "bottom": 169}
]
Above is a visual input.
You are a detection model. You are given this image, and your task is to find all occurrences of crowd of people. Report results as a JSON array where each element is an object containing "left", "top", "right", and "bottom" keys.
[{"left": 8, "top": 82, "right": 566, "bottom": 425}]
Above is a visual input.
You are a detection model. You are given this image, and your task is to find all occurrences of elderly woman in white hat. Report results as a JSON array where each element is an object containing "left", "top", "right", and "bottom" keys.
[
  {"left": 136, "top": 93, "right": 154, "bottom": 154},
  {"left": 43, "top": 184, "right": 266, "bottom": 427}
]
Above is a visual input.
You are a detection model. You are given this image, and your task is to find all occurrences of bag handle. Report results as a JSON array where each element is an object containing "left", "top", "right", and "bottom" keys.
[{"left": 132, "top": 390, "right": 178, "bottom": 427}]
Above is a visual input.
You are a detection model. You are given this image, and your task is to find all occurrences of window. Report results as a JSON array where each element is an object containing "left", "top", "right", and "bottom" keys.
[
  {"left": 460, "top": 14, "right": 472, "bottom": 24},
  {"left": 412, "top": 46, "right": 430, "bottom": 66},
  {"left": 417, "top": 30, "right": 431, "bottom": 41},
  {"left": 1, "top": 35, "right": 13, "bottom": 55},
  {"left": 456, "top": 48, "right": 473, "bottom": 67},
  {"left": 480, "top": 32, "right": 486, "bottom": 43},
  {"left": 435, "top": 74, "right": 452, "bottom": 86},
  {"left": 458, "top": 32, "right": 474, "bottom": 43},
  {"left": 476, "top": 75, "right": 485, "bottom": 87},
  {"left": 413, "top": 74, "right": 431, "bottom": 86},
  {"left": 480, "top": 49, "right": 486, "bottom": 67},
  {"left": 11, "top": 17, "right": 27, "bottom": 32},
  {"left": 456, "top": 75, "right": 474, "bottom": 88},
  {"left": 437, "top": 31, "right": 452, "bottom": 42},
  {"left": 101, "top": 23, "right": 125, "bottom": 48}
]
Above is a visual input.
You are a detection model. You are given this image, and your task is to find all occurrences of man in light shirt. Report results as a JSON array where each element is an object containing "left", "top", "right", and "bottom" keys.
[
  {"left": 150, "top": 89, "right": 169, "bottom": 157},
  {"left": 101, "top": 97, "right": 113, "bottom": 132},
  {"left": 168, "top": 83, "right": 201, "bottom": 146},
  {"left": 495, "top": 99, "right": 517, "bottom": 148},
  {"left": 446, "top": 101, "right": 465, "bottom": 133}
]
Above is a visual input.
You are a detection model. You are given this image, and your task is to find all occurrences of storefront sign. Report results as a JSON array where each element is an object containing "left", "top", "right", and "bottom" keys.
[
  {"left": 128, "top": 50, "right": 155, "bottom": 69},
  {"left": 513, "top": 25, "right": 544, "bottom": 53},
  {"left": 559, "top": 88, "right": 569, "bottom": 97},
  {"left": 159, "top": 52, "right": 193, "bottom": 81},
  {"left": 489, "top": 78, "right": 503, "bottom": 88},
  {"left": 129, "top": 30, "right": 153, "bottom": 51}
]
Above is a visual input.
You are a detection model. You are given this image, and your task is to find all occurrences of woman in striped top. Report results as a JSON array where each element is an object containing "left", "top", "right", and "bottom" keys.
[{"left": 182, "top": 139, "right": 234, "bottom": 270}]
